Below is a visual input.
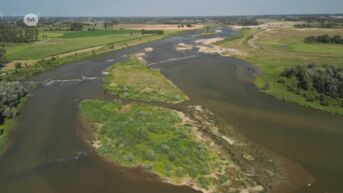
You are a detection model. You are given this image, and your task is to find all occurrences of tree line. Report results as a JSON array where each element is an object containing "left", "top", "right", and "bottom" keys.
[
  {"left": 295, "top": 22, "right": 343, "bottom": 29},
  {"left": 304, "top": 34, "right": 343, "bottom": 44},
  {"left": 0, "top": 23, "right": 39, "bottom": 43},
  {"left": 280, "top": 64, "right": 343, "bottom": 107}
]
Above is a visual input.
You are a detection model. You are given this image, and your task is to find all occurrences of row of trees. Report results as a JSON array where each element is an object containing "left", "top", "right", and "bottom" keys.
[
  {"left": 0, "top": 23, "right": 39, "bottom": 43},
  {"left": 281, "top": 64, "right": 343, "bottom": 106},
  {"left": 304, "top": 34, "right": 343, "bottom": 44},
  {"left": 141, "top": 29, "right": 164, "bottom": 35},
  {"left": 0, "top": 81, "right": 27, "bottom": 122}
]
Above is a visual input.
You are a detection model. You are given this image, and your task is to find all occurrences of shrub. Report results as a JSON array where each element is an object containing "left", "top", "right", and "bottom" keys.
[
  {"left": 15, "top": 62, "right": 22, "bottom": 69},
  {"left": 0, "top": 81, "right": 27, "bottom": 121}
]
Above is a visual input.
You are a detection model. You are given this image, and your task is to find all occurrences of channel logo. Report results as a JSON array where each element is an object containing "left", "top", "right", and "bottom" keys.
[{"left": 23, "top": 13, "right": 39, "bottom": 27}]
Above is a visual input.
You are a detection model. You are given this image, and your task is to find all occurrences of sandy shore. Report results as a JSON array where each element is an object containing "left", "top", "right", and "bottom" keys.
[
  {"left": 116, "top": 24, "right": 204, "bottom": 31},
  {"left": 175, "top": 37, "right": 240, "bottom": 56}
]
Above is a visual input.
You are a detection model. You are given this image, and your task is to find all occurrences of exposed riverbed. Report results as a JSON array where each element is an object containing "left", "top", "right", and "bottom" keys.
[{"left": 0, "top": 29, "right": 342, "bottom": 193}]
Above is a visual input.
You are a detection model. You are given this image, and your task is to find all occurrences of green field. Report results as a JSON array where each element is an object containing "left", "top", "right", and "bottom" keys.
[
  {"left": 217, "top": 27, "right": 343, "bottom": 114},
  {"left": 104, "top": 58, "right": 189, "bottom": 103},
  {"left": 6, "top": 30, "right": 154, "bottom": 60},
  {"left": 80, "top": 100, "right": 219, "bottom": 189},
  {"left": 61, "top": 30, "right": 138, "bottom": 38}
]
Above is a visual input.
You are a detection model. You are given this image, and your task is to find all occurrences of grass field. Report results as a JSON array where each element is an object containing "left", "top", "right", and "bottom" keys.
[
  {"left": 104, "top": 58, "right": 189, "bottom": 103},
  {"left": 79, "top": 100, "right": 220, "bottom": 190},
  {"left": 6, "top": 30, "right": 153, "bottom": 60},
  {"left": 217, "top": 26, "right": 343, "bottom": 114}
]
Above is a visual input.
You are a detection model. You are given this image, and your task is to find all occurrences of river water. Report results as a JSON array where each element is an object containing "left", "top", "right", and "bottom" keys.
[{"left": 0, "top": 29, "right": 342, "bottom": 193}]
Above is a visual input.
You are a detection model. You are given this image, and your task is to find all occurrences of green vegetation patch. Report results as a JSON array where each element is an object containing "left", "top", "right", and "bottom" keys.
[
  {"left": 80, "top": 100, "right": 218, "bottom": 187},
  {"left": 278, "top": 64, "right": 343, "bottom": 113},
  {"left": 0, "top": 118, "right": 15, "bottom": 155},
  {"left": 217, "top": 27, "right": 343, "bottom": 114},
  {"left": 104, "top": 58, "right": 189, "bottom": 103}
]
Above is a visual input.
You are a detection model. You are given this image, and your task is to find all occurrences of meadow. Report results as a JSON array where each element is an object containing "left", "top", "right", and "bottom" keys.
[
  {"left": 104, "top": 58, "right": 189, "bottom": 103},
  {"left": 217, "top": 26, "right": 343, "bottom": 114}
]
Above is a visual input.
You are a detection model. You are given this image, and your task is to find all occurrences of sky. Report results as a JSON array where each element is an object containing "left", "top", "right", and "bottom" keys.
[{"left": 1, "top": 0, "right": 343, "bottom": 17}]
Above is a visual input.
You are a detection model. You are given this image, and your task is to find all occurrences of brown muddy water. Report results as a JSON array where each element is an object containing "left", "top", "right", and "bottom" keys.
[{"left": 0, "top": 29, "right": 342, "bottom": 193}]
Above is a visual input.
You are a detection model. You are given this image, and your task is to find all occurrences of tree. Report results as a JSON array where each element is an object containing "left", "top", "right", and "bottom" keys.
[
  {"left": 0, "top": 45, "right": 7, "bottom": 67},
  {"left": 332, "top": 35, "right": 343, "bottom": 44},
  {"left": 304, "top": 36, "right": 317, "bottom": 43},
  {"left": 317, "top": 34, "right": 331, "bottom": 43},
  {"left": 70, "top": 22, "right": 84, "bottom": 31}
]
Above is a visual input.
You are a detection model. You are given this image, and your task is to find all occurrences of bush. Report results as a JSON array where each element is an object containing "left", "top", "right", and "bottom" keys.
[
  {"left": 15, "top": 62, "right": 22, "bottom": 69},
  {"left": 0, "top": 81, "right": 27, "bottom": 121}
]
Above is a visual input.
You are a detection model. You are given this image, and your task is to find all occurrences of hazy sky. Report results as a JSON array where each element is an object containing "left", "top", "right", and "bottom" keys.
[{"left": 1, "top": 0, "right": 343, "bottom": 17}]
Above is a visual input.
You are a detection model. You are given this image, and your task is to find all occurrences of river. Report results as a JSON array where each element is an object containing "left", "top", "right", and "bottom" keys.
[{"left": 0, "top": 29, "right": 342, "bottom": 193}]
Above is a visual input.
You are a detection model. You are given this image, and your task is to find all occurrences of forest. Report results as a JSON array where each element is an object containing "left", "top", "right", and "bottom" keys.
[{"left": 280, "top": 64, "right": 343, "bottom": 107}]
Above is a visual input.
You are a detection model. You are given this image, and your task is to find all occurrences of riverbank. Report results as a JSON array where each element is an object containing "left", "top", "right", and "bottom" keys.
[
  {"left": 1, "top": 35, "right": 163, "bottom": 81},
  {"left": 215, "top": 23, "right": 343, "bottom": 115}
]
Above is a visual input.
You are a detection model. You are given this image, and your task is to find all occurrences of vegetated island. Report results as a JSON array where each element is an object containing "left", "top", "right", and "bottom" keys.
[
  {"left": 103, "top": 57, "right": 189, "bottom": 104},
  {"left": 80, "top": 54, "right": 313, "bottom": 193},
  {"left": 215, "top": 21, "right": 343, "bottom": 115}
]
